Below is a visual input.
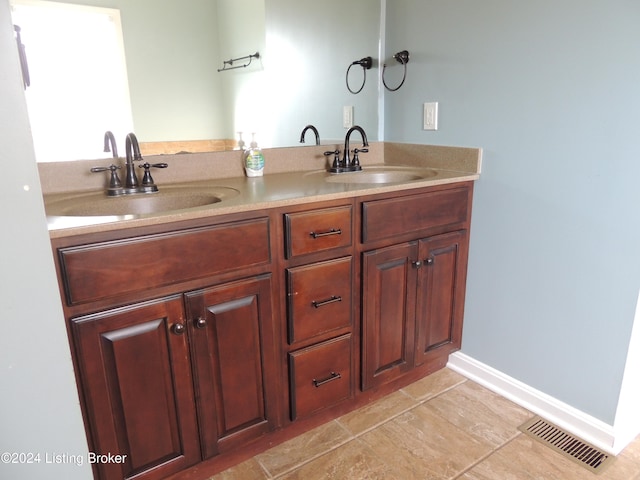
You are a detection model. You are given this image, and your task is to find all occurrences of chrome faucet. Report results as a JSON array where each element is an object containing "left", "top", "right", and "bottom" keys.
[{"left": 299, "top": 124, "right": 320, "bottom": 145}]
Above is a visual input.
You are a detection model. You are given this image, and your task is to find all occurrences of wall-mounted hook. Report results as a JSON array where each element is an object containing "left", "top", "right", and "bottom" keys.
[
  {"left": 346, "top": 56, "right": 373, "bottom": 94},
  {"left": 382, "top": 50, "right": 410, "bottom": 92}
]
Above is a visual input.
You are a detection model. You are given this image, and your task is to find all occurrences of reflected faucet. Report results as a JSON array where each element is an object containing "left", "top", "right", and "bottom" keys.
[
  {"left": 299, "top": 124, "right": 320, "bottom": 145},
  {"left": 103, "top": 131, "right": 119, "bottom": 158}
]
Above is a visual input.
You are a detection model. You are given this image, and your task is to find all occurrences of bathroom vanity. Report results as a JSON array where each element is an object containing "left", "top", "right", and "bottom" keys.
[{"left": 44, "top": 143, "right": 480, "bottom": 480}]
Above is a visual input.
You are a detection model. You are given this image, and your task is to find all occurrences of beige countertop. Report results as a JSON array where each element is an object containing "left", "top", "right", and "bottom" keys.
[{"left": 41, "top": 142, "right": 482, "bottom": 238}]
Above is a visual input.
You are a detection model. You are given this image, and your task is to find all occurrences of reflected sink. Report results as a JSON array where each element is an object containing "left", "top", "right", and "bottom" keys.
[
  {"left": 320, "top": 166, "right": 438, "bottom": 184},
  {"left": 45, "top": 185, "right": 241, "bottom": 217}
]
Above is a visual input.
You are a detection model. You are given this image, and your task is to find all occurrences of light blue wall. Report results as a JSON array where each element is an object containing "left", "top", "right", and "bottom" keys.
[
  {"left": 3, "top": 9, "right": 638, "bottom": 480},
  {"left": 265, "top": 0, "right": 380, "bottom": 147},
  {"left": 384, "top": 0, "right": 640, "bottom": 424}
]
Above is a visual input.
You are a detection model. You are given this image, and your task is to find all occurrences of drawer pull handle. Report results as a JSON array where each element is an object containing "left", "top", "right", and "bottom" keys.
[
  {"left": 310, "top": 228, "right": 342, "bottom": 239},
  {"left": 313, "top": 371, "right": 341, "bottom": 387},
  {"left": 312, "top": 295, "right": 342, "bottom": 308}
]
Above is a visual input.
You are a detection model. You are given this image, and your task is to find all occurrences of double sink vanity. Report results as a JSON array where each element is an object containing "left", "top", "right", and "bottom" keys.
[{"left": 41, "top": 142, "right": 481, "bottom": 480}]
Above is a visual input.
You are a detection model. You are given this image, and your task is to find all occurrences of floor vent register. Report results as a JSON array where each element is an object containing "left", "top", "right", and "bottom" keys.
[{"left": 518, "top": 416, "right": 614, "bottom": 475}]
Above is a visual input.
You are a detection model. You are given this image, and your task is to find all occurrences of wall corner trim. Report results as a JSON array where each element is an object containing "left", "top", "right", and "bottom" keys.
[{"left": 447, "top": 352, "right": 626, "bottom": 455}]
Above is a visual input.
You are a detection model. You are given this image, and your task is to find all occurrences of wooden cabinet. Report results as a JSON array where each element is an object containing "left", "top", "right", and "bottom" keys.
[
  {"left": 282, "top": 202, "right": 356, "bottom": 421},
  {"left": 284, "top": 205, "right": 352, "bottom": 259},
  {"left": 414, "top": 231, "right": 468, "bottom": 367},
  {"left": 286, "top": 256, "right": 353, "bottom": 344},
  {"left": 71, "top": 296, "right": 200, "bottom": 480},
  {"left": 54, "top": 182, "right": 474, "bottom": 479},
  {"left": 56, "top": 214, "right": 278, "bottom": 480},
  {"left": 58, "top": 218, "right": 271, "bottom": 307},
  {"left": 360, "top": 185, "right": 472, "bottom": 391},
  {"left": 289, "top": 334, "right": 353, "bottom": 420},
  {"left": 362, "top": 242, "right": 418, "bottom": 390},
  {"left": 184, "top": 275, "right": 279, "bottom": 458}
]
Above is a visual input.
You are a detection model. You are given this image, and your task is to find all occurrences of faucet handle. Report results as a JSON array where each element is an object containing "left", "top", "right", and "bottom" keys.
[
  {"left": 324, "top": 149, "right": 341, "bottom": 169},
  {"left": 139, "top": 162, "right": 168, "bottom": 186},
  {"left": 352, "top": 148, "right": 368, "bottom": 168},
  {"left": 139, "top": 162, "right": 168, "bottom": 169},
  {"left": 91, "top": 164, "right": 123, "bottom": 190}
]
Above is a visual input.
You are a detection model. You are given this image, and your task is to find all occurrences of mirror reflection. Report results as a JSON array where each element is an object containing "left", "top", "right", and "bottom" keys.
[{"left": 11, "top": 0, "right": 380, "bottom": 162}]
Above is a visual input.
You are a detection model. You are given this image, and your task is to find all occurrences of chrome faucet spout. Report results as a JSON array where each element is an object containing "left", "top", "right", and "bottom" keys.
[
  {"left": 103, "top": 131, "right": 118, "bottom": 158},
  {"left": 300, "top": 124, "right": 320, "bottom": 145}
]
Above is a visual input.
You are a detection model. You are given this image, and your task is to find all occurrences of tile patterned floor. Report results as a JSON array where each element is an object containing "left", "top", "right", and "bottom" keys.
[{"left": 210, "top": 369, "right": 640, "bottom": 480}]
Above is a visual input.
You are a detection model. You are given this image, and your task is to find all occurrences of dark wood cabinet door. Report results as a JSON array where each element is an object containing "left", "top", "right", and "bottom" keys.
[
  {"left": 415, "top": 230, "right": 469, "bottom": 366},
  {"left": 185, "top": 275, "right": 279, "bottom": 459},
  {"left": 361, "top": 242, "right": 418, "bottom": 390},
  {"left": 71, "top": 296, "right": 200, "bottom": 480}
]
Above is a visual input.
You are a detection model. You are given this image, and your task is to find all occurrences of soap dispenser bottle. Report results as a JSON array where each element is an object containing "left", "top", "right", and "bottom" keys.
[{"left": 244, "top": 133, "right": 265, "bottom": 177}]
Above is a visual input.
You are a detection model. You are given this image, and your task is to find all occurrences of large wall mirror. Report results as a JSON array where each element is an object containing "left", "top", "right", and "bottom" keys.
[{"left": 11, "top": 0, "right": 381, "bottom": 162}]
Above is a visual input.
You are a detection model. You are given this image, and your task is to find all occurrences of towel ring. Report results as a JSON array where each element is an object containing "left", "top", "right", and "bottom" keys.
[
  {"left": 346, "top": 56, "right": 373, "bottom": 94},
  {"left": 382, "top": 50, "right": 410, "bottom": 92}
]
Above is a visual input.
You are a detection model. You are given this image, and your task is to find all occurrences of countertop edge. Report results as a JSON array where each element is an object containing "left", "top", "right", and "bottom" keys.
[{"left": 46, "top": 171, "right": 479, "bottom": 239}]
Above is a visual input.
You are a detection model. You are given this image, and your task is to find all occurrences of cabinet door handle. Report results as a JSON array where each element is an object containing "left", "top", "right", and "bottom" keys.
[
  {"left": 313, "top": 371, "right": 341, "bottom": 387},
  {"left": 412, "top": 260, "right": 422, "bottom": 268},
  {"left": 310, "top": 228, "right": 341, "bottom": 239},
  {"left": 171, "top": 323, "right": 185, "bottom": 335},
  {"left": 311, "top": 295, "right": 342, "bottom": 308},
  {"left": 424, "top": 257, "right": 434, "bottom": 266},
  {"left": 194, "top": 317, "right": 207, "bottom": 329}
]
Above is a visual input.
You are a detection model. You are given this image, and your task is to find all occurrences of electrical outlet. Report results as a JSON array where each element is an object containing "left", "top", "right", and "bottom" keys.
[
  {"left": 343, "top": 106, "right": 354, "bottom": 128},
  {"left": 423, "top": 102, "right": 438, "bottom": 130}
]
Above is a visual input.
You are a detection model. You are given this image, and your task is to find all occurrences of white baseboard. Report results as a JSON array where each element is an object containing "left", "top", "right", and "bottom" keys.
[{"left": 447, "top": 351, "right": 624, "bottom": 455}]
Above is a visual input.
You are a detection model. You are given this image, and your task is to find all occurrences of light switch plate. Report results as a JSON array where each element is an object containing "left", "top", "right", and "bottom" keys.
[
  {"left": 423, "top": 102, "right": 438, "bottom": 130},
  {"left": 343, "top": 106, "right": 354, "bottom": 128}
]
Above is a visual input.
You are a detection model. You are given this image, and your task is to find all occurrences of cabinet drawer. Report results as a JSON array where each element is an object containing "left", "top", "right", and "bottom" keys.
[
  {"left": 284, "top": 206, "right": 352, "bottom": 258},
  {"left": 362, "top": 187, "right": 470, "bottom": 243},
  {"left": 289, "top": 335, "right": 353, "bottom": 420},
  {"left": 59, "top": 218, "right": 270, "bottom": 305},
  {"left": 286, "top": 257, "right": 352, "bottom": 344}
]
